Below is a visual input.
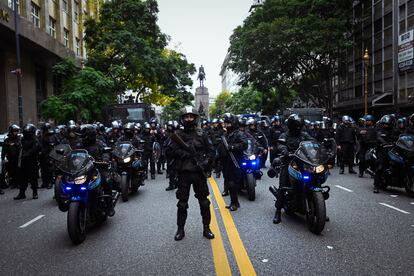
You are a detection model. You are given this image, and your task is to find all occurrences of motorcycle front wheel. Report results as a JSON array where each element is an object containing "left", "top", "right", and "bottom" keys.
[
  {"left": 306, "top": 192, "right": 326, "bottom": 235},
  {"left": 120, "top": 174, "right": 129, "bottom": 202},
  {"left": 246, "top": 173, "right": 256, "bottom": 201},
  {"left": 67, "top": 202, "right": 87, "bottom": 245}
]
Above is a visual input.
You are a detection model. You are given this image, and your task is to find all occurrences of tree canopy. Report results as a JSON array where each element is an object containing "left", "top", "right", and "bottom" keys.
[
  {"left": 40, "top": 59, "right": 115, "bottom": 123},
  {"left": 228, "top": 0, "right": 353, "bottom": 115},
  {"left": 84, "top": 0, "right": 195, "bottom": 103}
]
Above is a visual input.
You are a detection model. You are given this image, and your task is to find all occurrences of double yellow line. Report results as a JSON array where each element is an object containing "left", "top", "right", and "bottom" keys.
[{"left": 208, "top": 177, "right": 256, "bottom": 276}]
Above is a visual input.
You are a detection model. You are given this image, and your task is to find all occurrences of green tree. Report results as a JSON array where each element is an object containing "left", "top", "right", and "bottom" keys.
[
  {"left": 225, "top": 86, "right": 261, "bottom": 114},
  {"left": 84, "top": 0, "right": 195, "bottom": 102},
  {"left": 161, "top": 91, "right": 194, "bottom": 121},
  {"left": 209, "top": 91, "right": 231, "bottom": 118},
  {"left": 228, "top": 0, "right": 353, "bottom": 115},
  {"left": 40, "top": 59, "right": 115, "bottom": 123}
]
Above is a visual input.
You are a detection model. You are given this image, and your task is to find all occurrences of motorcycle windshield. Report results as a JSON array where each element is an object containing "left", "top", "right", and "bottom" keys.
[
  {"left": 59, "top": 150, "right": 93, "bottom": 175},
  {"left": 49, "top": 144, "right": 72, "bottom": 162},
  {"left": 294, "top": 141, "right": 330, "bottom": 166},
  {"left": 112, "top": 142, "right": 135, "bottom": 159},
  {"left": 243, "top": 138, "right": 256, "bottom": 156},
  {"left": 396, "top": 135, "right": 414, "bottom": 152}
]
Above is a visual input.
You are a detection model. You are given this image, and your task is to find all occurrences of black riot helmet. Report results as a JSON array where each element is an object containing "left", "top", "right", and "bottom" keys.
[
  {"left": 379, "top": 115, "right": 393, "bottom": 130},
  {"left": 81, "top": 124, "right": 97, "bottom": 144},
  {"left": 42, "top": 122, "right": 55, "bottom": 134},
  {"left": 223, "top": 113, "right": 239, "bottom": 132},
  {"left": 123, "top": 122, "right": 135, "bottom": 138},
  {"left": 287, "top": 114, "right": 304, "bottom": 135},
  {"left": 23, "top": 124, "right": 36, "bottom": 138},
  {"left": 8, "top": 124, "right": 20, "bottom": 136},
  {"left": 166, "top": 120, "right": 175, "bottom": 132},
  {"left": 180, "top": 106, "right": 199, "bottom": 129}
]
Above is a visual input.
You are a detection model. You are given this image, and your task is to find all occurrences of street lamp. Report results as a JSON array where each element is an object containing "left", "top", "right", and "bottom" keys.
[
  {"left": 12, "top": 0, "right": 23, "bottom": 127},
  {"left": 363, "top": 48, "right": 370, "bottom": 115}
]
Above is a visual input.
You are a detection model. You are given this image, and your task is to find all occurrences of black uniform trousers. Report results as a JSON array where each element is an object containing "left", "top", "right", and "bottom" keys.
[
  {"left": 339, "top": 142, "right": 355, "bottom": 170},
  {"left": 40, "top": 154, "right": 53, "bottom": 187},
  {"left": 275, "top": 156, "right": 291, "bottom": 209},
  {"left": 358, "top": 143, "right": 375, "bottom": 174},
  {"left": 20, "top": 160, "right": 38, "bottom": 193},
  {"left": 176, "top": 171, "right": 211, "bottom": 227}
]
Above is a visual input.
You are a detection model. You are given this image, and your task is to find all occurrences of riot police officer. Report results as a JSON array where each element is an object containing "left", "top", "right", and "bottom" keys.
[
  {"left": 141, "top": 123, "right": 157, "bottom": 179},
  {"left": 107, "top": 121, "right": 122, "bottom": 146},
  {"left": 373, "top": 115, "right": 395, "bottom": 193},
  {"left": 269, "top": 116, "right": 285, "bottom": 164},
  {"left": 273, "top": 114, "right": 314, "bottom": 224},
  {"left": 14, "top": 124, "right": 40, "bottom": 200},
  {"left": 39, "top": 123, "right": 59, "bottom": 189},
  {"left": 118, "top": 123, "right": 142, "bottom": 149},
  {"left": 1, "top": 125, "right": 21, "bottom": 190},
  {"left": 211, "top": 118, "right": 225, "bottom": 180},
  {"left": 218, "top": 113, "right": 248, "bottom": 211},
  {"left": 357, "top": 115, "right": 377, "bottom": 178},
  {"left": 168, "top": 106, "right": 215, "bottom": 241},
  {"left": 81, "top": 125, "right": 115, "bottom": 216},
  {"left": 247, "top": 118, "right": 268, "bottom": 168},
  {"left": 164, "top": 121, "right": 178, "bottom": 191},
  {"left": 61, "top": 123, "right": 82, "bottom": 149},
  {"left": 335, "top": 116, "right": 357, "bottom": 174}
]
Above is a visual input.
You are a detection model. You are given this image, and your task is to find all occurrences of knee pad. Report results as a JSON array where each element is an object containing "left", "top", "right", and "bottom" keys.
[
  {"left": 177, "top": 201, "right": 189, "bottom": 210},
  {"left": 199, "top": 198, "right": 210, "bottom": 210}
]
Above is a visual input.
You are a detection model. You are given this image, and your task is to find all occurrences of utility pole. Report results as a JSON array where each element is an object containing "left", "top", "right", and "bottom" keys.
[{"left": 13, "top": 0, "right": 23, "bottom": 127}]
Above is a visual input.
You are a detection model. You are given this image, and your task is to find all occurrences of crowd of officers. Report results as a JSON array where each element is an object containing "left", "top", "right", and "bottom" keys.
[{"left": 1, "top": 108, "right": 414, "bottom": 240}]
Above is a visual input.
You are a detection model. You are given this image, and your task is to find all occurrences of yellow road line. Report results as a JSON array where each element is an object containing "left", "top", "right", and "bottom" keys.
[
  {"left": 208, "top": 196, "right": 232, "bottom": 276},
  {"left": 209, "top": 177, "right": 256, "bottom": 276}
]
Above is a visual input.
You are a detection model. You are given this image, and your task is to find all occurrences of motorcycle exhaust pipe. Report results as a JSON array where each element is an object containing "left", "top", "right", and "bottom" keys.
[{"left": 269, "top": 185, "right": 278, "bottom": 198}]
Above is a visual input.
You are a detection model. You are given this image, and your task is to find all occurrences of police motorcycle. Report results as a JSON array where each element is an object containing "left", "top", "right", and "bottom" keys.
[
  {"left": 112, "top": 141, "right": 146, "bottom": 202},
  {"left": 240, "top": 138, "right": 262, "bottom": 201},
  {"left": 50, "top": 144, "right": 72, "bottom": 206},
  {"left": 366, "top": 134, "right": 414, "bottom": 197},
  {"left": 55, "top": 148, "right": 119, "bottom": 245},
  {"left": 268, "top": 139, "right": 336, "bottom": 234}
]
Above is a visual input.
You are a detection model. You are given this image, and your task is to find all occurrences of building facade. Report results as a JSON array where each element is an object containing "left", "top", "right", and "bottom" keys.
[
  {"left": 334, "top": 0, "right": 414, "bottom": 118},
  {"left": 0, "top": 0, "right": 100, "bottom": 131},
  {"left": 219, "top": 52, "right": 241, "bottom": 94}
]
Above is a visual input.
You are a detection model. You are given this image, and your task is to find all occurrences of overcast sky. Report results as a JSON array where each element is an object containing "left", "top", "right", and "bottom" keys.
[{"left": 157, "top": 0, "right": 253, "bottom": 98}]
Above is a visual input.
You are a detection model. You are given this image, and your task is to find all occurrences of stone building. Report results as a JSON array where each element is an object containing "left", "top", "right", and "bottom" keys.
[{"left": 0, "top": 0, "right": 100, "bottom": 131}]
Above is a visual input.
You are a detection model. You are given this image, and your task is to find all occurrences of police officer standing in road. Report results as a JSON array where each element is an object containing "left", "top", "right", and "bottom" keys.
[
  {"left": 168, "top": 106, "right": 215, "bottom": 241},
  {"left": 218, "top": 113, "right": 248, "bottom": 211},
  {"left": 14, "top": 124, "right": 40, "bottom": 200},
  {"left": 357, "top": 115, "right": 377, "bottom": 178},
  {"left": 1, "top": 125, "right": 22, "bottom": 190},
  {"left": 335, "top": 116, "right": 357, "bottom": 174}
]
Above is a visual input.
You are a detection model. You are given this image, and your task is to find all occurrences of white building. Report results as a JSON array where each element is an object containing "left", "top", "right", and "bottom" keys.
[{"left": 219, "top": 52, "right": 241, "bottom": 93}]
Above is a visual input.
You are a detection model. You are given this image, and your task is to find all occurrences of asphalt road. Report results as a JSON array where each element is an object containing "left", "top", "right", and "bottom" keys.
[{"left": 0, "top": 167, "right": 413, "bottom": 276}]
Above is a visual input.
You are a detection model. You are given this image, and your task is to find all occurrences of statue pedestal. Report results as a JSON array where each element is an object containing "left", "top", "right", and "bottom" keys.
[{"left": 195, "top": 86, "right": 209, "bottom": 119}]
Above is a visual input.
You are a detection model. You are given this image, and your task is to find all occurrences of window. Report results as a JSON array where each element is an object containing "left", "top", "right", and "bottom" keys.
[
  {"left": 8, "top": 0, "right": 20, "bottom": 14},
  {"left": 31, "top": 2, "right": 40, "bottom": 28},
  {"left": 74, "top": 1, "right": 79, "bottom": 21},
  {"left": 49, "top": 17, "right": 56, "bottom": 38},
  {"left": 62, "top": 0, "right": 68, "bottom": 12},
  {"left": 384, "top": 13, "right": 392, "bottom": 28},
  {"left": 75, "top": 38, "right": 80, "bottom": 55},
  {"left": 64, "top": 29, "right": 69, "bottom": 47}
]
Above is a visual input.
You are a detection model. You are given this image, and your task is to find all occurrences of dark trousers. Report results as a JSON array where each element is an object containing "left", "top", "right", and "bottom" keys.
[
  {"left": 275, "top": 158, "right": 291, "bottom": 210},
  {"left": 358, "top": 144, "right": 375, "bottom": 174},
  {"left": 176, "top": 172, "right": 211, "bottom": 227},
  {"left": 144, "top": 154, "right": 156, "bottom": 175},
  {"left": 6, "top": 161, "right": 20, "bottom": 188},
  {"left": 40, "top": 155, "right": 53, "bottom": 187},
  {"left": 339, "top": 143, "right": 355, "bottom": 170},
  {"left": 260, "top": 151, "right": 268, "bottom": 168},
  {"left": 374, "top": 149, "right": 388, "bottom": 189}
]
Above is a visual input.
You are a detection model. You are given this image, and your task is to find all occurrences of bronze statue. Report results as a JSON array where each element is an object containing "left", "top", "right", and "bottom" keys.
[{"left": 197, "top": 65, "right": 206, "bottom": 87}]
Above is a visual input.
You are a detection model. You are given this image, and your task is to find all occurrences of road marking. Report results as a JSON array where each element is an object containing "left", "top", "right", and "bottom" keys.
[
  {"left": 209, "top": 177, "right": 256, "bottom": 276},
  {"left": 335, "top": 185, "right": 353, "bottom": 193},
  {"left": 19, "top": 215, "right": 45, "bottom": 228},
  {"left": 379, "top": 203, "right": 410, "bottom": 215},
  {"left": 208, "top": 196, "right": 232, "bottom": 276}
]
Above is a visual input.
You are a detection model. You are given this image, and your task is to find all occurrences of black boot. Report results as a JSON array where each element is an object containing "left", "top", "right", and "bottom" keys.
[
  {"left": 203, "top": 225, "right": 215, "bottom": 239},
  {"left": 215, "top": 172, "right": 221, "bottom": 178},
  {"left": 157, "top": 170, "right": 163, "bottom": 175},
  {"left": 349, "top": 168, "right": 357, "bottom": 174},
  {"left": 373, "top": 188, "right": 379, "bottom": 193},
  {"left": 0, "top": 188, "right": 4, "bottom": 195},
  {"left": 221, "top": 190, "right": 229, "bottom": 196},
  {"left": 225, "top": 203, "right": 239, "bottom": 211},
  {"left": 174, "top": 226, "right": 185, "bottom": 241},
  {"left": 107, "top": 203, "right": 115, "bottom": 217},
  {"left": 339, "top": 168, "right": 344, "bottom": 174},
  {"left": 166, "top": 185, "right": 174, "bottom": 191},
  {"left": 358, "top": 171, "right": 364, "bottom": 178},
  {"left": 14, "top": 192, "right": 26, "bottom": 200},
  {"left": 273, "top": 209, "right": 282, "bottom": 224},
  {"left": 33, "top": 190, "right": 38, "bottom": 200},
  {"left": 151, "top": 174, "right": 155, "bottom": 180}
]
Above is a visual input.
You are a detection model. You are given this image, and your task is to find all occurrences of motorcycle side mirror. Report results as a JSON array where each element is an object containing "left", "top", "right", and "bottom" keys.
[
  {"left": 278, "top": 139, "right": 286, "bottom": 145},
  {"left": 56, "top": 149, "right": 65, "bottom": 155},
  {"left": 103, "top": 147, "right": 112, "bottom": 153}
]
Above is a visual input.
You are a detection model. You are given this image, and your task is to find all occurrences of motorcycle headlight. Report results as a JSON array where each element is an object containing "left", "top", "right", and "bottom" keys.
[
  {"left": 315, "top": 165, "right": 325, "bottom": 174},
  {"left": 74, "top": 175, "right": 87, "bottom": 185},
  {"left": 123, "top": 157, "right": 131, "bottom": 163},
  {"left": 248, "top": 155, "right": 256, "bottom": 160},
  {"left": 303, "top": 164, "right": 315, "bottom": 173}
]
